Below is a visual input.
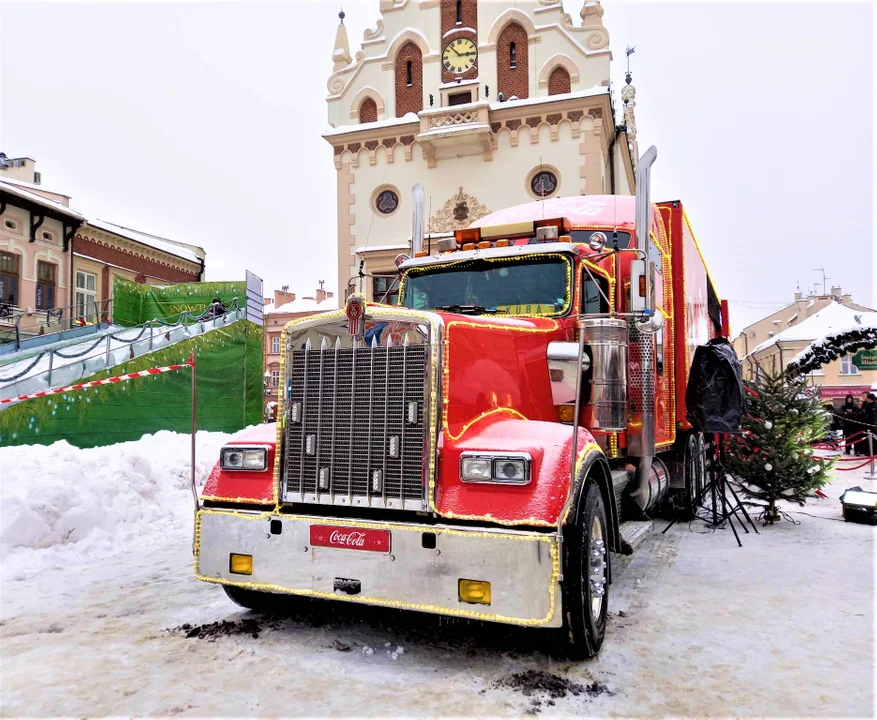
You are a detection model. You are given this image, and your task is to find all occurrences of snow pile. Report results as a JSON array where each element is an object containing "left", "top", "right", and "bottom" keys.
[{"left": 0, "top": 431, "right": 230, "bottom": 571}]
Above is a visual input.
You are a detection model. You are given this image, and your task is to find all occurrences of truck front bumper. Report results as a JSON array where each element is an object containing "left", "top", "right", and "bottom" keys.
[{"left": 195, "top": 509, "right": 562, "bottom": 628}]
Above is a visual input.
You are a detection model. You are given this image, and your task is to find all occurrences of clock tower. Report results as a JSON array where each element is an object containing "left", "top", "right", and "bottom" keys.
[{"left": 324, "top": 0, "right": 639, "bottom": 302}]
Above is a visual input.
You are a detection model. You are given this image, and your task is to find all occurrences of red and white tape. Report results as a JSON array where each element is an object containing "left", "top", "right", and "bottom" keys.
[{"left": 0, "top": 357, "right": 194, "bottom": 405}]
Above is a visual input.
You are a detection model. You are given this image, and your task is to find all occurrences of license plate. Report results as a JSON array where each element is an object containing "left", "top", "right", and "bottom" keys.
[{"left": 309, "top": 525, "right": 391, "bottom": 553}]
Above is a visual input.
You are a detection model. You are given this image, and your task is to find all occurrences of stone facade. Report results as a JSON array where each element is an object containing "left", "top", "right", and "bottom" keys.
[{"left": 325, "top": 0, "right": 638, "bottom": 301}]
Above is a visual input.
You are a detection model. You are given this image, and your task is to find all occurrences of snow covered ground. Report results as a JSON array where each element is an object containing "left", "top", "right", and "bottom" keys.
[{"left": 1, "top": 436, "right": 874, "bottom": 716}]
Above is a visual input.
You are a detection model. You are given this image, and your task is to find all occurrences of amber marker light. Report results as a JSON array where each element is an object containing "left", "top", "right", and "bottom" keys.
[
  {"left": 458, "top": 579, "right": 492, "bottom": 605},
  {"left": 495, "top": 239, "right": 510, "bottom": 247},
  {"left": 462, "top": 242, "right": 476, "bottom": 251},
  {"left": 557, "top": 404, "right": 576, "bottom": 423},
  {"left": 477, "top": 241, "right": 492, "bottom": 249},
  {"left": 229, "top": 553, "right": 253, "bottom": 575}
]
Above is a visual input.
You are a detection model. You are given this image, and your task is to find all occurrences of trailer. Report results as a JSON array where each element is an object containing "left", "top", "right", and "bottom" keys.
[{"left": 193, "top": 148, "right": 728, "bottom": 657}]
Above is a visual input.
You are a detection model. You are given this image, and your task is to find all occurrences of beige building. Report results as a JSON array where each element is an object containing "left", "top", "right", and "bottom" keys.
[
  {"left": 740, "top": 298, "right": 877, "bottom": 406},
  {"left": 324, "top": 0, "right": 638, "bottom": 301},
  {"left": 262, "top": 283, "right": 337, "bottom": 412}
]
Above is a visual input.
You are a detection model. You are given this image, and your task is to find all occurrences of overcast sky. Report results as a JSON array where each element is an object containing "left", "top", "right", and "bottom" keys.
[{"left": 1, "top": 1, "right": 873, "bottom": 331}]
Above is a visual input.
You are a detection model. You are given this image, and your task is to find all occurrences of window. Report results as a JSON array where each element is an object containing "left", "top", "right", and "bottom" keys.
[
  {"left": 42, "top": 231, "right": 53, "bottom": 242},
  {"left": 406, "top": 60, "right": 413, "bottom": 86},
  {"left": 359, "top": 97, "right": 378, "bottom": 124},
  {"left": 403, "top": 256, "right": 571, "bottom": 317},
  {"left": 530, "top": 170, "right": 558, "bottom": 198},
  {"left": 271, "top": 336, "right": 280, "bottom": 353},
  {"left": 271, "top": 370, "right": 280, "bottom": 387},
  {"left": 0, "top": 251, "right": 20, "bottom": 306},
  {"left": 75, "top": 270, "right": 97, "bottom": 320},
  {"left": 448, "top": 91, "right": 472, "bottom": 106},
  {"left": 456, "top": 0, "right": 462, "bottom": 23},
  {"left": 34, "top": 171, "right": 41, "bottom": 184},
  {"left": 373, "top": 274, "right": 400, "bottom": 305},
  {"left": 548, "top": 66, "right": 571, "bottom": 96},
  {"left": 36, "top": 261, "right": 56, "bottom": 310},
  {"left": 582, "top": 275, "right": 609, "bottom": 315},
  {"left": 374, "top": 188, "right": 399, "bottom": 215},
  {"left": 4, "top": 219, "right": 16, "bottom": 230},
  {"left": 840, "top": 355, "right": 858, "bottom": 375},
  {"left": 509, "top": 42, "right": 517, "bottom": 69}
]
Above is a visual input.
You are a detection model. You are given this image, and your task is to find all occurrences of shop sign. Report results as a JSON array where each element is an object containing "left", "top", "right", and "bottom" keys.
[{"left": 852, "top": 349, "right": 877, "bottom": 370}]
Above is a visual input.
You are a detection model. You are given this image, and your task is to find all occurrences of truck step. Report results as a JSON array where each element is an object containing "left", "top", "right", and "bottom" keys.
[
  {"left": 618, "top": 520, "right": 653, "bottom": 556},
  {"left": 611, "top": 468, "right": 631, "bottom": 519}
]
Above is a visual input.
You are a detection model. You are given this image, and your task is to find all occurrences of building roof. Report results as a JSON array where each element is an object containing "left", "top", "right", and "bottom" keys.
[
  {"left": 750, "top": 301, "right": 877, "bottom": 356},
  {"left": 266, "top": 297, "right": 338, "bottom": 315},
  {"left": 0, "top": 178, "right": 84, "bottom": 220},
  {"left": 0, "top": 175, "right": 71, "bottom": 200},
  {"left": 88, "top": 219, "right": 202, "bottom": 264}
]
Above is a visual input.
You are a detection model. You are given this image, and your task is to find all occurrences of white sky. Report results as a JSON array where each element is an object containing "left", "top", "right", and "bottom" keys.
[{"left": 0, "top": 1, "right": 873, "bottom": 331}]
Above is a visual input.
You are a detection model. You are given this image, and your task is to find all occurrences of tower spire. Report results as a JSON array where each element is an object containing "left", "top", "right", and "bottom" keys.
[
  {"left": 580, "top": 0, "right": 605, "bottom": 28},
  {"left": 332, "top": 9, "right": 352, "bottom": 72}
]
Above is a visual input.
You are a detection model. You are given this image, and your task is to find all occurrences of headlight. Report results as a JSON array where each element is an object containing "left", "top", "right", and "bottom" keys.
[
  {"left": 221, "top": 446, "right": 268, "bottom": 471},
  {"left": 460, "top": 453, "right": 531, "bottom": 485}
]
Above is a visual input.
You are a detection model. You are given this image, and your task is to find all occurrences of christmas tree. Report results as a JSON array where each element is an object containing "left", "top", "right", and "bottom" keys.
[{"left": 725, "top": 367, "right": 831, "bottom": 523}]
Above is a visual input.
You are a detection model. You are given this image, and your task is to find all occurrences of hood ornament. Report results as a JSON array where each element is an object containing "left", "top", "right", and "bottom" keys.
[{"left": 346, "top": 293, "right": 365, "bottom": 339}]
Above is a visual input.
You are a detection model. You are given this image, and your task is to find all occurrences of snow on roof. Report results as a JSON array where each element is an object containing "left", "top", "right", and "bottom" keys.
[
  {"left": 354, "top": 243, "right": 411, "bottom": 254},
  {"left": 750, "top": 301, "right": 877, "bottom": 356},
  {"left": 266, "top": 297, "right": 338, "bottom": 315},
  {"left": 0, "top": 175, "right": 71, "bottom": 199},
  {"left": 489, "top": 86, "right": 609, "bottom": 111},
  {"left": 0, "top": 179, "right": 84, "bottom": 220},
  {"left": 88, "top": 219, "right": 201, "bottom": 264},
  {"left": 323, "top": 113, "right": 420, "bottom": 137}
]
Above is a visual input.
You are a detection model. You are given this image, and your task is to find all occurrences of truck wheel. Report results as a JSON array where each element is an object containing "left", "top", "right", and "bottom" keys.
[
  {"left": 223, "top": 584, "right": 286, "bottom": 613},
  {"left": 560, "top": 481, "right": 609, "bottom": 659},
  {"left": 682, "top": 433, "right": 705, "bottom": 519}
]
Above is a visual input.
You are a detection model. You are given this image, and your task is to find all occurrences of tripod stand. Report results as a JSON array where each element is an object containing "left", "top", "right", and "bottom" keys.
[{"left": 664, "top": 433, "right": 759, "bottom": 546}]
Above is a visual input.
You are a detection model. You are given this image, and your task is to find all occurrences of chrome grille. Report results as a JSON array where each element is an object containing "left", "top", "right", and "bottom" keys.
[{"left": 283, "top": 337, "right": 429, "bottom": 509}]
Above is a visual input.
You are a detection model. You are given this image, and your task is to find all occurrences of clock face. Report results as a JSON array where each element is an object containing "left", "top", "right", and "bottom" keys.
[{"left": 442, "top": 38, "right": 477, "bottom": 74}]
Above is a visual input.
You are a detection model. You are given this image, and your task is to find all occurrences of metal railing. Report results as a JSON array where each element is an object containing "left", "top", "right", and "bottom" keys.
[
  {"left": 0, "top": 299, "right": 243, "bottom": 401},
  {"left": 0, "top": 299, "right": 114, "bottom": 351}
]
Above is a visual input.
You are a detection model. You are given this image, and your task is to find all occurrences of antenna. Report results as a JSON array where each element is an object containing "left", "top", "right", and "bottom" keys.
[
  {"left": 812, "top": 267, "right": 829, "bottom": 295},
  {"left": 427, "top": 195, "right": 432, "bottom": 255}
]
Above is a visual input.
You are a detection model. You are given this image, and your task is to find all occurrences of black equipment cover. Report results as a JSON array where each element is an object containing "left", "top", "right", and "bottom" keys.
[{"left": 685, "top": 338, "right": 743, "bottom": 433}]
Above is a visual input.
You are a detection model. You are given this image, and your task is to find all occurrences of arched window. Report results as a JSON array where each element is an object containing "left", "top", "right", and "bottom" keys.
[
  {"left": 456, "top": 0, "right": 462, "bottom": 23},
  {"left": 496, "top": 23, "right": 529, "bottom": 100},
  {"left": 359, "top": 97, "right": 377, "bottom": 124},
  {"left": 548, "top": 66, "right": 571, "bottom": 95},
  {"left": 395, "top": 42, "right": 423, "bottom": 116}
]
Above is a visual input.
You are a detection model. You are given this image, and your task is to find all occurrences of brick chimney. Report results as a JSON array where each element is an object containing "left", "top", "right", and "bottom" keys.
[
  {"left": 273, "top": 287, "right": 296, "bottom": 307},
  {"left": 315, "top": 280, "right": 334, "bottom": 304}
]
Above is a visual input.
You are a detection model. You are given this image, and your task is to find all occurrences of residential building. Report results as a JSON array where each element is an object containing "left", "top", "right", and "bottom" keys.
[
  {"left": 263, "top": 283, "right": 337, "bottom": 410},
  {"left": 0, "top": 178, "right": 85, "bottom": 327},
  {"left": 0, "top": 156, "right": 205, "bottom": 335},
  {"left": 742, "top": 300, "right": 877, "bottom": 406},
  {"left": 324, "top": 0, "right": 637, "bottom": 301}
]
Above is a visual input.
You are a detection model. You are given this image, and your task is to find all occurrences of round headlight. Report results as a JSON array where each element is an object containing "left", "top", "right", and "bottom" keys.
[{"left": 588, "top": 231, "right": 607, "bottom": 251}]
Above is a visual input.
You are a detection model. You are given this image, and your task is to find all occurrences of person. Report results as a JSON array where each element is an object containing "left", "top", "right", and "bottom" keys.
[
  {"left": 201, "top": 297, "right": 227, "bottom": 321},
  {"left": 839, "top": 394, "right": 859, "bottom": 455},
  {"left": 857, "top": 393, "right": 877, "bottom": 457}
]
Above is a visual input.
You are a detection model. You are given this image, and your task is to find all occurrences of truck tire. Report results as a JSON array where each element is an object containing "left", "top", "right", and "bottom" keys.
[
  {"left": 559, "top": 480, "right": 609, "bottom": 659},
  {"left": 681, "top": 433, "right": 706, "bottom": 519},
  {"left": 223, "top": 584, "right": 287, "bottom": 613}
]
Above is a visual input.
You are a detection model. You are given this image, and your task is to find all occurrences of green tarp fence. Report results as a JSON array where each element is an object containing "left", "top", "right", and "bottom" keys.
[
  {"left": 112, "top": 278, "right": 246, "bottom": 327},
  {"left": 0, "top": 319, "right": 263, "bottom": 449}
]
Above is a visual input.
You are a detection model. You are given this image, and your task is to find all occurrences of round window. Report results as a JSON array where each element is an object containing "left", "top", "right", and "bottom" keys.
[
  {"left": 375, "top": 189, "right": 399, "bottom": 214},
  {"left": 530, "top": 170, "right": 558, "bottom": 198}
]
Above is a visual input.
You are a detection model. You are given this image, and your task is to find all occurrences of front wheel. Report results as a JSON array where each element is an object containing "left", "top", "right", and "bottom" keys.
[
  {"left": 558, "top": 481, "right": 609, "bottom": 659},
  {"left": 223, "top": 584, "right": 289, "bottom": 613}
]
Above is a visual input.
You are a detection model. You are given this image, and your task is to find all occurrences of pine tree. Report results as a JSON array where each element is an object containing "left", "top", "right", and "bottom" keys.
[{"left": 725, "top": 367, "right": 831, "bottom": 523}]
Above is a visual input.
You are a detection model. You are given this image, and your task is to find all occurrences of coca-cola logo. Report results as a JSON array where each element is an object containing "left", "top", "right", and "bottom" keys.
[
  {"left": 310, "top": 524, "right": 390, "bottom": 553},
  {"left": 329, "top": 530, "right": 367, "bottom": 547}
]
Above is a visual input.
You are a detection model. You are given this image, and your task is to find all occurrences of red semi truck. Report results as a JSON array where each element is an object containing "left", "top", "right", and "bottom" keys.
[{"left": 194, "top": 148, "right": 728, "bottom": 657}]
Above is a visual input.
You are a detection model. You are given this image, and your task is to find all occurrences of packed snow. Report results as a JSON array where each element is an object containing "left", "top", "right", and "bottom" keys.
[
  {"left": 0, "top": 431, "right": 229, "bottom": 575},
  {"left": 0, "top": 437, "right": 873, "bottom": 716}
]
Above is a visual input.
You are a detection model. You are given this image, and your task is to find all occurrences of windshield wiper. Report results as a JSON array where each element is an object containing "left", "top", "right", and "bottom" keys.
[{"left": 433, "top": 304, "right": 507, "bottom": 315}]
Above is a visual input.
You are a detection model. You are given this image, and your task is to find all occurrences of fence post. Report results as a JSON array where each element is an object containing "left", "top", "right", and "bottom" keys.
[
  {"left": 149, "top": 322, "right": 154, "bottom": 351},
  {"left": 47, "top": 350, "right": 54, "bottom": 387},
  {"left": 866, "top": 432, "right": 877, "bottom": 480},
  {"left": 105, "top": 334, "right": 112, "bottom": 368}
]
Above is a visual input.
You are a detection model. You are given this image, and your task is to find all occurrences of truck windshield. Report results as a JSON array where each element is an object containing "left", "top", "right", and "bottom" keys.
[{"left": 401, "top": 256, "right": 571, "bottom": 317}]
